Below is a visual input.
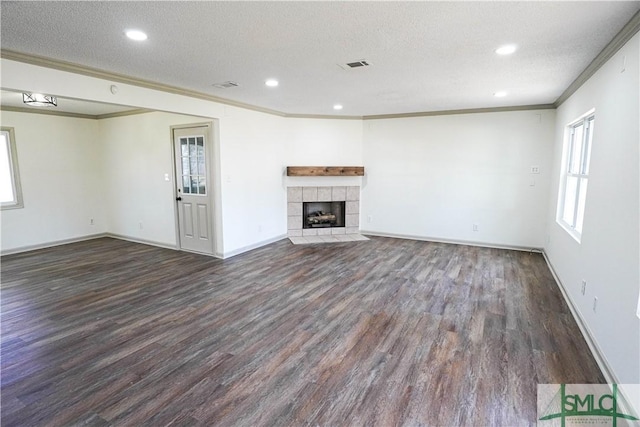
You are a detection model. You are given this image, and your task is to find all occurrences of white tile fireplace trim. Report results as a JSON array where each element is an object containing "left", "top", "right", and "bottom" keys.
[{"left": 287, "top": 186, "right": 360, "bottom": 237}]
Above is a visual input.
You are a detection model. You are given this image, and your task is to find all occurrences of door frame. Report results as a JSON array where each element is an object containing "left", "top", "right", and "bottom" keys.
[{"left": 170, "top": 121, "right": 223, "bottom": 257}]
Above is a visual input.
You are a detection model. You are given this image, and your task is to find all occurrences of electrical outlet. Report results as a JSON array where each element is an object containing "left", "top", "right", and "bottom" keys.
[
  {"left": 531, "top": 166, "right": 540, "bottom": 174},
  {"left": 367, "top": 215, "right": 372, "bottom": 223},
  {"left": 593, "top": 296, "right": 598, "bottom": 312},
  {"left": 258, "top": 224, "right": 262, "bottom": 233},
  {"left": 473, "top": 224, "right": 478, "bottom": 232},
  {"left": 581, "top": 280, "right": 587, "bottom": 295},
  {"left": 90, "top": 218, "right": 94, "bottom": 226},
  {"left": 139, "top": 222, "right": 143, "bottom": 230}
]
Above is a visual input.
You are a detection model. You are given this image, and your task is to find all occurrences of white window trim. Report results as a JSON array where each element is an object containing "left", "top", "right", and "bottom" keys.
[
  {"left": 556, "top": 110, "right": 595, "bottom": 243},
  {"left": 1, "top": 127, "right": 24, "bottom": 210}
]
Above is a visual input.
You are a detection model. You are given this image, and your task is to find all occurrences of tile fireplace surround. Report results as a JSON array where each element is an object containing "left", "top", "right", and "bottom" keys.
[{"left": 287, "top": 186, "right": 360, "bottom": 237}]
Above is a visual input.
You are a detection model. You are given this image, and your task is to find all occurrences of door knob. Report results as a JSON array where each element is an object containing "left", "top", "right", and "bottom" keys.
[{"left": 176, "top": 196, "right": 182, "bottom": 201}]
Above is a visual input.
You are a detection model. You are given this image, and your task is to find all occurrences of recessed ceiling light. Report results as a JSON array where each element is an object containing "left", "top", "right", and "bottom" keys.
[
  {"left": 125, "top": 30, "right": 148, "bottom": 41},
  {"left": 265, "top": 79, "right": 279, "bottom": 87},
  {"left": 494, "top": 91, "right": 508, "bottom": 97},
  {"left": 333, "top": 104, "right": 343, "bottom": 110},
  {"left": 495, "top": 44, "right": 517, "bottom": 55}
]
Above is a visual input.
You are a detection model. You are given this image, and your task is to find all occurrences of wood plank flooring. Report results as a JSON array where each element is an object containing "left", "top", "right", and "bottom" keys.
[{"left": 1, "top": 237, "right": 604, "bottom": 426}]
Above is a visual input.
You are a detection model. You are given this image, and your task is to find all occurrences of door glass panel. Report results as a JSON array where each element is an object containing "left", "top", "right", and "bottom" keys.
[
  {"left": 197, "top": 141, "right": 204, "bottom": 158},
  {"left": 191, "top": 176, "right": 198, "bottom": 194},
  {"left": 182, "top": 176, "right": 191, "bottom": 194},
  {"left": 190, "top": 157, "right": 198, "bottom": 176},
  {"left": 178, "top": 133, "right": 207, "bottom": 196}
]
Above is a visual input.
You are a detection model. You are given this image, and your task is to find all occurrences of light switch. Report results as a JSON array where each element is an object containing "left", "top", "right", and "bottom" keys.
[{"left": 531, "top": 166, "right": 540, "bottom": 174}]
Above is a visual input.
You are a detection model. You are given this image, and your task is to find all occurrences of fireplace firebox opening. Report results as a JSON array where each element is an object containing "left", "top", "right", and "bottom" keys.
[{"left": 303, "top": 201, "right": 345, "bottom": 229}]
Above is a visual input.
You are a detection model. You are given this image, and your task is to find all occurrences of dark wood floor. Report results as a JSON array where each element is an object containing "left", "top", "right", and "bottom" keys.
[{"left": 1, "top": 236, "right": 604, "bottom": 426}]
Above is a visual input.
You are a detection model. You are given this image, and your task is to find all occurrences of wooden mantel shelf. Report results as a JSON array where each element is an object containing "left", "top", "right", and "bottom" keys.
[{"left": 287, "top": 166, "right": 365, "bottom": 177}]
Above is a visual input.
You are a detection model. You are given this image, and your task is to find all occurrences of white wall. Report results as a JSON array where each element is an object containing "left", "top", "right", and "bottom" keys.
[
  {"left": 0, "top": 110, "right": 222, "bottom": 254},
  {"left": 362, "top": 110, "right": 555, "bottom": 248},
  {"left": 0, "top": 59, "right": 557, "bottom": 255},
  {"left": 0, "top": 60, "right": 363, "bottom": 256},
  {"left": 99, "top": 112, "right": 214, "bottom": 248},
  {"left": 545, "top": 34, "right": 639, "bottom": 384},
  {"left": 219, "top": 106, "right": 362, "bottom": 255},
  {"left": 0, "top": 111, "right": 106, "bottom": 251}
]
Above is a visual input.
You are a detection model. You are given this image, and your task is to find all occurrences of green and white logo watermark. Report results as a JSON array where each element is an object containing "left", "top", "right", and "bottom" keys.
[{"left": 538, "top": 384, "right": 640, "bottom": 426}]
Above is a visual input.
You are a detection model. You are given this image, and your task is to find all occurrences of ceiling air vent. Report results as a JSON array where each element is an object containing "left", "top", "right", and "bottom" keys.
[
  {"left": 338, "top": 60, "right": 371, "bottom": 70},
  {"left": 212, "top": 81, "right": 239, "bottom": 89}
]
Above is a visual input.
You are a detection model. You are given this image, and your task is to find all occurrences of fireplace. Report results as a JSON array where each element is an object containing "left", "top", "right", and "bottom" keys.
[
  {"left": 303, "top": 201, "right": 345, "bottom": 229},
  {"left": 287, "top": 186, "right": 360, "bottom": 237}
]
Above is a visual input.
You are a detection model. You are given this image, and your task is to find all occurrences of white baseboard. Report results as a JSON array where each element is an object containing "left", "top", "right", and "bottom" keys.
[
  {"left": 1, "top": 233, "right": 109, "bottom": 256},
  {"left": 1, "top": 231, "right": 286, "bottom": 260},
  {"left": 104, "top": 233, "right": 179, "bottom": 252},
  {"left": 360, "top": 230, "right": 543, "bottom": 253},
  {"left": 222, "top": 234, "right": 288, "bottom": 259},
  {"left": 1, "top": 233, "right": 179, "bottom": 256},
  {"left": 541, "top": 250, "right": 619, "bottom": 385}
]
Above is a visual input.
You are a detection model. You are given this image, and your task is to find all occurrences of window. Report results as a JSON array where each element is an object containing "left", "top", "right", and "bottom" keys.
[
  {"left": 557, "top": 113, "right": 594, "bottom": 242},
  {"left": 0, "top": 127, "right": 23, "bottom": 209},
  {"left": 179, "top": 136, "right": 207, "bottom": 195}
]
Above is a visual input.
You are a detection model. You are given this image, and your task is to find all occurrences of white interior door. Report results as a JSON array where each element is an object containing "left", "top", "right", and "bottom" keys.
[{"left": 173, "top": 126, "right": 214, "bottom": 254}]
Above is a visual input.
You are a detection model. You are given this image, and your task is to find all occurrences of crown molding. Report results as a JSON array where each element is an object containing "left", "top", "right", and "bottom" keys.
[
  {"left": 362, "top": 104, "right": 555, "bottom": 120},
  {"left": 0, "top": 49, "right": 288, "bottom": 118},
  {"left": 2, "top": 48, "right": 557, "bottom": 121},
  {"left": 554, "top": 9, "right": 640, "bottom": 107},
  {"left": 1, "top": 48, "right": 553, "bottom": 121},
  {"left": 1, "top": 105, "right": 98, "bottom": 120},
  {"left": 6, "top": 7, "right": 639, "bottom": 124},
  {"left": 285, "top": 113, "right": 362, "bottom": 120},
  {"left": 95, "top": 109, "right": 153, "bottom": 120},
  {"left": 0, "top": 105, "right": 151, "bottom": 120}
]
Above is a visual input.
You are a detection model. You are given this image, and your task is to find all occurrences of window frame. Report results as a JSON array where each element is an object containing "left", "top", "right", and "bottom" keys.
[
  {"left": 556, "top": 111, "right": 595, "bottom": 242},
  {"left": 0, "top": 127, "right": 24, "bottom": 210}
]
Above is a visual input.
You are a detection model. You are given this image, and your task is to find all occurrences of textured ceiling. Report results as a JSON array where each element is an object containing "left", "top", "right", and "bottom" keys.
[{"left": 1, "top": 1, "right": 639, "bottom": 117}]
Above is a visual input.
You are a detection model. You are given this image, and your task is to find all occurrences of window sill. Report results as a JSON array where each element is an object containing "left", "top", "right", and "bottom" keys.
[
  {"left": 556, "top": 219, "right": 582, "bottom": 244},
  {"left": 1, "top": 202, "right": 24, "bottom": 210}
]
